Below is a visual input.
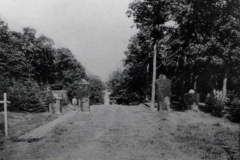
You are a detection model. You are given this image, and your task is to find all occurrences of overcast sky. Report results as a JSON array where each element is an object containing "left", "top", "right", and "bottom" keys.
[{"left": 0, "top": 0, "right": 138, "bottom": 82}]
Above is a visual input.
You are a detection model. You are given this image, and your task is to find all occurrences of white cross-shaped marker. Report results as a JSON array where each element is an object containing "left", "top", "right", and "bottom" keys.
[{"left": 0, "top": 93, "right": 10, "bottom": 137}]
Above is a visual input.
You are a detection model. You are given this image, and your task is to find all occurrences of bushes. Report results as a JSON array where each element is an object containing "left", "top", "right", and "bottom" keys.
[
  {"left": 223, "top": 92, "right": 240, "bottom": 123},
  {"left": 203, "top": 92, "right": 240, "bottom": 123},
  {"left": 6, "top": 80, "right": 50, "bottom": 112},
  {"left": 204, "top": 93, "right": 224, "bottom": 117},
  {"left": 88, "top": 76, "right": 105, "bottom": 105},
  {"left": 184, "top": 93, "right": 199, "bottom": 105}
]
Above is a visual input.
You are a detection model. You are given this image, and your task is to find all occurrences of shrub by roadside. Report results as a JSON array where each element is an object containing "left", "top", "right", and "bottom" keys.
[
  {"left": 223, "top": 93, "right": 240, "bottom": 123},
  {"left": 6, "top": 80, "right": 50, "bottom": 112},
  {"left": 200, "top": 92, "right": 240, "bottom": 123}
]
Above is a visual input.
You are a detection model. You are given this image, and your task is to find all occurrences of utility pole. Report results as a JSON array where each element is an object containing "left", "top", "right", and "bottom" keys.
[
  {"left": 150, "top": 43, "right": 157, "bottom": 110},
  {"left": 145, "top": 63, "right": 149, "bottom": 101}
]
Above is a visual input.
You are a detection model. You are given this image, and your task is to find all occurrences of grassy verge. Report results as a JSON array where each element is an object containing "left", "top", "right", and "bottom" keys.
[
  {"left": 0, "top": 111, "right": 59, "bottom": 149},
  {"left": 166, "top": 111, "right": 240, "bottom": 159}
]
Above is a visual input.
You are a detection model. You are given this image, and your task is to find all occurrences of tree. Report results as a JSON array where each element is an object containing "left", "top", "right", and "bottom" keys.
[
  {"left": 51, "top": 48, "right": 86, "bottom": 95},
  {"left": 34, "top": 35, "right": 55, "bottom": 84},
  {"left": 0, "top": 17, "right": 90, "bottom": 112},
  {"left": 107, "top": 66, "right": 145, "bottom": 104},
  {"left": 127, "top": 0, "right": 182, "bottom": 109},
  {"left": 126, "top": 0, "right": 240, "bottom": 106},
  {"left": 0, "top": 21, "right": 32, "bottom": 81},
  {"left": 88, "top": 75, "right": 105, "bottom": 105},
  {"left": 172, "top": 0, "right": 240, "bottom": 100},
  {"left": 123, "top": 29, "right": 157, "bottom": 104},
  {"left": 107, "top": 68, "right": 125, "bottom": 95}
]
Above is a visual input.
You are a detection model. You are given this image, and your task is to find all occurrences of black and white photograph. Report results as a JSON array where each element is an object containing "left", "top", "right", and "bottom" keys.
[{"left": 0, "top": 0, "right": 239, "bottom": 159}]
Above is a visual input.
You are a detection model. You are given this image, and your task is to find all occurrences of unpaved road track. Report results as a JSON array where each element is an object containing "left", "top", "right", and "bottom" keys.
[{"left": 1, "top": 105, "right": 238, "bottom": 160}]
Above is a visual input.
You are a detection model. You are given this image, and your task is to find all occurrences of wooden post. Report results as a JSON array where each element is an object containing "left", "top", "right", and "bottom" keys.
[
  {"left": 0, "top": 93, "right": 10, "bottom": 137},
  {"left": 78, "top": 99, "right": 81, "bottom": 112},
  {"left": 4, "top": 93, "right": 8, "bottom": 137},
  {"left": 150, "top": 43, "right": 157, "bottom": 111},
  {"left": 194, "top": 76, "right": 198, "bottom": 90},
  {"left": 49, "top": 103, "right": 52, "bottom": 114},
  {"left": 222, "top": 77, "right": 227, "bottom": 102}
]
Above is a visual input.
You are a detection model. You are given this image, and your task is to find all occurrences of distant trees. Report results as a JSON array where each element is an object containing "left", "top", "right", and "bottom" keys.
[
  {"left": 51, "top": 48, "right": 87, "bottom": 99},
  {"left": 107, "top": 69, "right": 125, "bottom": 95},
  {"left": 88, "top": 75, "right": 105, "bottom": 105},
  {"left": 107, "top": 68, "right": 143, "bottom": 104},
  {"left": 0, "top": 17, "right": 103, "bottom": 111}
]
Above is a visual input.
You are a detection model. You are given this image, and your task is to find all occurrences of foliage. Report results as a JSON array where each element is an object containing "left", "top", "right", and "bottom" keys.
[
  {"left": 0, "top": 17, "right": 105, "bottom": 112},
  {"left": 106, "top": 68, "right": 125, "bottom": 94},
  {"left": 7, "top": 80, "right": 47, "bottom": 112},
  {"left": 223, "top": 92, "right": 240, "bottom": 123},
  {"left": 52, "top": 48, "right": 86, "bottom": 86},
  {"left": 107, "top": 68, "right": 143, "bottom": 104},
  {"left": 203, "top": 92, "right": 240, "bottom": 123},
  {"left": 107, "top": 31, "right": 153, "bottom": 103},
  {"left": 204, "top": 93, "right": 225, "bottom": 117},
  {"left": 125, "top": 0, "right": 240, "bottom": 104},
  {"left": 88, "top": 75, "right": 105, "bottom": 105}
]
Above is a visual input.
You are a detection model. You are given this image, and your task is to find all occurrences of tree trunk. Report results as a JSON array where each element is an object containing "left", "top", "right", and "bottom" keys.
[
  {"left": 194, "top": 81, "right": 196, "bottom": 90},
  {"left": 150, "top": 43, "right": 157, "bottom": 110}
]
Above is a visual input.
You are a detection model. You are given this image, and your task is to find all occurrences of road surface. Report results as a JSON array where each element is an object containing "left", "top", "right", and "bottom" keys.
[
  {"left": 1, "top": 104, "right": 238, "bottom": 160},
  {"left": 104, "top": 91, "right": 110, "bottom": 105}
]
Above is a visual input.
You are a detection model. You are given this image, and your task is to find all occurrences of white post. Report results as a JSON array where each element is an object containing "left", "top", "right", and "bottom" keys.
[
  {"left": 0, "top": 93, "right": 10, "bottom": 137},
  {"left": 4, "top": 93, "right": 8, "bottom": 137},
  {"left": 150, "top": 43, "right": 157, "bottom": 111},
  {"left": 194, "top": 81, "right": 196, "bottom": 90},
  {"left": 222, "top": 77, "right": 227, "bottom": 102}
]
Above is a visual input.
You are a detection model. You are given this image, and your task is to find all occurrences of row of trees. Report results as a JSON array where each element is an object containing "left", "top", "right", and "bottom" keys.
[
  {"left": 107, "top": 0, "right": 240, "bottom": 108},
  {"left": 0, "top": 18, "right": 105, "bottom": 112}
]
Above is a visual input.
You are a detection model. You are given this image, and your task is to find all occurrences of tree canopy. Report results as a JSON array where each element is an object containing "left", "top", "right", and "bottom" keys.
[
  {"left": 0, "top": 17, "right": 104, "bottom": 111},
  {"left": 107, "top": 0, "right": 240, "bottom": 105}
]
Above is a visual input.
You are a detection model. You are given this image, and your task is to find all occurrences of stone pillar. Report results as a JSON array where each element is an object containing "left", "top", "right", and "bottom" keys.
[
  {"left": 52, "top": 97, "right": 62, "bottom": 114},
  {"left": 78, "top": 99, "right": 82, "bottom": 112},
  {"left": 49, "top": 103, "right": 52, "bottom": 114},
  {"left": 191, "top": 103, "right": 199, "bottom": 111},
  {"left": 82, "top": 98, "right": 90, "bottom": 112},
  {"left": 72, "top": 97, "right": 77, "bottom": 111},
  {"left": 164, "top": 96, "right": 171, "bottom": 111}
]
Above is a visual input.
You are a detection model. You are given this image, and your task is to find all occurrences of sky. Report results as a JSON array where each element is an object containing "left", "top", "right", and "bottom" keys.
[{"left": 0, "top": 0, "right": 138, "bottom": 82}]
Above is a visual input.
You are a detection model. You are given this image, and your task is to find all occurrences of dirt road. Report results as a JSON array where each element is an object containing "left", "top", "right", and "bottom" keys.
[{"left": 1, "top": 105, "right": 239, "bottom": 160}]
